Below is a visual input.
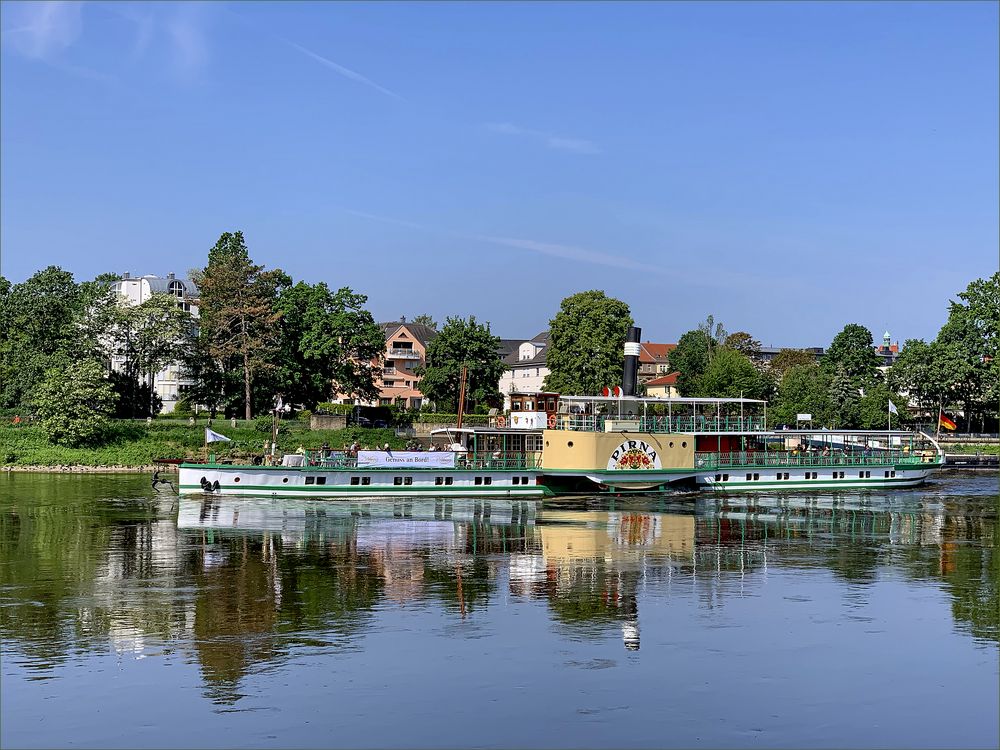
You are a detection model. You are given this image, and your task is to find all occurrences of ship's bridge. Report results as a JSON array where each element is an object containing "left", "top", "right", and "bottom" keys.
[{"left": 553, "top": 395, "right": 768, "bottom": 434}]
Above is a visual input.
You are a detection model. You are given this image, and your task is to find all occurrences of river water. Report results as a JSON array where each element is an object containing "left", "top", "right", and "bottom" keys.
[{"left": 1, "top": 472, "right": 996, "bottom": 749}]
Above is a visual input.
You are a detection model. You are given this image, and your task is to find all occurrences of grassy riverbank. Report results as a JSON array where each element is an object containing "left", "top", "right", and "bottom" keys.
[
  {"left": 0, "top": 420, "right": 407, "bottom": 468},
  {"left": 941, "top": 443, "right": 1000, "bottom": 455}
]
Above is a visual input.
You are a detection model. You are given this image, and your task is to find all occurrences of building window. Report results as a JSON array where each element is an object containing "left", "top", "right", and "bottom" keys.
[{"left": 168, "top": 280, "right": 184, "bottom": 298}]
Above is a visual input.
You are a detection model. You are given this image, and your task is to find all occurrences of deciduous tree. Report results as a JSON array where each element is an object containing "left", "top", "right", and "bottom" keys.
[
  {"left": 822, "top": 324, "right": 880, "bottom": 386},
  {"left": 769, "top": 348, "right": 818, "bottom": 379},
  {"left": 271, "top": 282, "right": 384, "bottom": 408},
  {"left": 544, "top": 291, "right": 633, "bottom": 395},
  {"left": 694, "top": 348, "right": 774, "bottom": 400},
  {"left": 417, "top": 316, "right": 504, "bottom": 412},
  {"left": 194, "top": 232, "right": 285, "bottom": 419},
  {"left": 32, "top": 359, "right": 117, "bottom": 446},
  {"left": 769, "top": 363, "right": 833, "bottom": 426}
]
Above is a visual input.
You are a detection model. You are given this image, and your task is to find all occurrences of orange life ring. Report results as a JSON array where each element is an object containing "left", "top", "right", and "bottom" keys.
[
  {"left": 497, "top": 415, "right": 506, "bottom": 428},
  {"left": 547, "top": 414, "right": 557, "bottom": 429}
]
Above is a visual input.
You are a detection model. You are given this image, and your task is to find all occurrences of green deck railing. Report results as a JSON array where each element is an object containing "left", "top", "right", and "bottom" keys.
[
  {"left": 694, "top": 450, "right": 937, "bottom": 470},
  {"left": 554, "top": 415, "right": 767, "bottom": 433}
]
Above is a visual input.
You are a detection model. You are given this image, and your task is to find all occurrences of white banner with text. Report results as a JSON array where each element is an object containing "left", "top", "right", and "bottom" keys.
[{"left": 357, "top": 450, "right": 456, "bottom": 469}]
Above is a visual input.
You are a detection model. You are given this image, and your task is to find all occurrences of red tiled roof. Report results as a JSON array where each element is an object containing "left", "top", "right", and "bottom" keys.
[
  {"left": 645, "top": 372, "right": 679, "bottom": 386},
  {"left": 639, "top": 342, "right": 676, "bottom": 363}
]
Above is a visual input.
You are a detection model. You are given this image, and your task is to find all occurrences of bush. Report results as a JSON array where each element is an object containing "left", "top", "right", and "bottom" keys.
[
  {"left": 172, "top": 398, "right": 194, "bottom": 418},
  {"left": 297, "top": 409, "right": 312, "bottom": 422}
]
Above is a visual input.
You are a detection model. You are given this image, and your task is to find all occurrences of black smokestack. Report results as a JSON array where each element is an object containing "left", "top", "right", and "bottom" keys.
[{"left": 623, "top": 326, "right": 641, "bottom": 397}]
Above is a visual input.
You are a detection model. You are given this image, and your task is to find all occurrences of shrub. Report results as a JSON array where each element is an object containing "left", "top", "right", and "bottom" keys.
[{"left": 316, "top": 402, "right": 353, "bottom": 415}]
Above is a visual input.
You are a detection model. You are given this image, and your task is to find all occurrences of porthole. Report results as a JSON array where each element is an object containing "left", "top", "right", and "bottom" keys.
[
  {"left": 669, "top": 442, "right": 674, "bottom": 448},
  {"left": 233, "top": 476, "right": 240, "bottom": 483},
  {"left": 282, "top": 477, "right": 289, "bottom": 484},
  {"left": 567, "top": 441, "right": 574, "bottom": 448},
  {"left": 681, "top": 441, "right": 687, "bottom": 448},
  {"left": 545, "top": 441, "right": 549, "bottom": 447}
]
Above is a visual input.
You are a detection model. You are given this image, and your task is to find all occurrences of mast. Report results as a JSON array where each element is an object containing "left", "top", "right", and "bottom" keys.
[{"left": 457, "top": 365, "right": 468, "bottom": 430}]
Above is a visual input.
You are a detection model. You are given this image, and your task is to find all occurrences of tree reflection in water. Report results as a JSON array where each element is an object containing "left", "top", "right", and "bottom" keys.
[{"left": 0, "top": 474, "right": 995, "bottom": 707}]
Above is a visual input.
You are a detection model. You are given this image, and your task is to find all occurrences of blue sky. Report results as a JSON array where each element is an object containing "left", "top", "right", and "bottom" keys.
[{"left": 2, "top": 1, "right": 997, "bottom": 347}]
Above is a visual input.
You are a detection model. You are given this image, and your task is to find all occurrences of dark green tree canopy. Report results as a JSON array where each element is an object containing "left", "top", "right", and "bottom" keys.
[
  {"left": 822, "top": 324, "right": 880, "bottom": 385},
  {"left": 270, "top": 282, "right": 384, "bottom": 408},
  {"left": 769, "top": 363, "right": 833, "bottom": 427},
  {"left": 417, "top": 316, "right": 504, "bottom": 412},
  {"left": 694, "top": 348, "right": 774, "bottom": 401},
  {"left": 544, "top": 291, "right": 633, "bottom": 396},
  {"left": 669, "top": 330, "right": 710, "bottom": 396},
  {"left": 724, "top": 331, "right": 761, "bottom": 358}
]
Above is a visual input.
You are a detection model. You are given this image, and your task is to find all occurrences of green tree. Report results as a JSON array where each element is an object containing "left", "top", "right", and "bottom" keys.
[
  {"left": 417, "top": 316, "right": 504, "bottom": 412},
  {"left": 697, "top": 314, "right": 728, "bottom": 361},
  {"left": 694, "top": 348, "right": 774, "bottom": 400},
  {"left": 723, "top": 331, "right": 761, "bottom": 358},
  {"left": 887, "top": 339, "right": 940, "bottom": 414},
  {"left": 769, "top": 348, "right": 818, "bottom": 379},
  {"left": 858, "top": 380, "right": 909, "bottom": 430},
  {"left": 543, "top": 291, "right": 633, "bottom": 395},
  {"left": 670, "top": 330, "right": 710, "bottom": 396},
  {"left": 823, "top": 324, "right": 880, "bottom": 386},
  {"left": 770, "top": 363, "right": 833, "bottom": 426},
  {"left": 271, "top": 282, "right": 384, "bottom": 408},
  {"left": 410, "top": 314, "right": 438, "bottom": 330},
  {"left": 194, "top": 232, "right": 285, "bottom": 419},
  {"left": 0, "top": 267, "right": 84, "bottom": 408},
  {"left": 31, "top": 359, "right": 117, "bottom": 446},
  {"left": 828, "top": 365, "right": 861, "bottom": 427},
  {"left": 102, "top": 293, "right": 196, "bottom": 417}
]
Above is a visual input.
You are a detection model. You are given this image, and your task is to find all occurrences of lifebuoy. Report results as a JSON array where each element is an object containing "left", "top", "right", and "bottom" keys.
[
  {"left": 497, "top": 415, "right": 507, "bottom": 428},
  {"left": 547, "top": 414, "right": 557, "bottom": 429}
]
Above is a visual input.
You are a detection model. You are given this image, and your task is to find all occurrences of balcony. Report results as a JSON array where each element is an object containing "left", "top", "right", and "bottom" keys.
[{"left": 387, "top": 348, "right": 421, "bottom": 360}]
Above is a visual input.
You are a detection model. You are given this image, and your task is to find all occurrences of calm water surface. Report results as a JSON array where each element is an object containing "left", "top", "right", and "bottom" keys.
[{"left": 1, "top": 472, "right": 997, "bottom": 749}]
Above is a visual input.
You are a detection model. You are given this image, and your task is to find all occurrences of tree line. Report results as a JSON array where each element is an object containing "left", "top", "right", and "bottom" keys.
[
  {"left": 2, "top": 236, "right": 995, "bottom": 446},
  {"left": 539, "top": 274, "right": 997, "bottom": 432}
]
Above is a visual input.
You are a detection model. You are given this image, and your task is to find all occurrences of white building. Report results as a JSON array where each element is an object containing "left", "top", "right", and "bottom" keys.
[
  {"left": 497, "top": 332, "right": 550, "bottom": 410},
  {"left": 110, "top": 273, "right": 199, "bottom": 414}
]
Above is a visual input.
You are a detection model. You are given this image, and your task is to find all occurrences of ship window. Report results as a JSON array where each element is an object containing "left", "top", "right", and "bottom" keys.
[
  {"left": 669, "top": 442, "right": 674, "bottom": 448},
  {"left": 839, "top": 472, "right": 845, "bottom": 479},
  {"left": 513, "top": 477, "right": 520, "bottom": 485},
  {"left": 681, "top": 441, "right": 687, "bottom": 448},
  {"left": 513, "top": 400, "right": 522, "bottom": 410},
  {"left": 282, "top": 477, "right": 289, "bottom": 483},
  {"left": 234, "top": 476, "right": 240, "bottom": 483},
  {"left": 522, "top": 476, "right": 529, "bottom": 484},
  {"left": 753, "top": 473, "right": 759, "bottom": 480},
  {"left": 475, "top": 477, "right": 483, "bottom": 485},
  {"left": 567, "top": 441, "right": 574, "bottom": 448},
  {"left": 362, "top": 477, "right": 371, "bottom": 485},
  {"left": 746, "top": 473, "right": 752, "bottom": 481},
  {"left": 316, "top": 476, "right": 326, "bottom": 485},
  {"left": 722, "top": 474, "right": 729, "bottom": 481},
  {"left": 393, "top": 477, "right": 403, "bottom": 486},
  {"left": 404, "top": 477, "right": 413, "bottom": 485},
  {"left": 884, "top": 470, "right": 890, "bottom": 478},
  {"left": 305, "top": 477, "right": 315, "bottom": 485},
  {"left": 715, "top": 474, "right": 721, "bottom": 481},
  {"left": 351, "top": 477, "right": 360, "bottom": 485},
  {"left": 783, "top": 472, "right": 790, "bottom": 480},
  {"left": 435, "top": 477, "right": 443, "bottom": 485},
  {"left": 891, "top": 470, "right": 896, "bottom": 477},
  {"left": 484, "top": 477, "right": 492, "bottom": 485},
  {"left": 445, "top": 477, "right": 453, "bottom": 485}
]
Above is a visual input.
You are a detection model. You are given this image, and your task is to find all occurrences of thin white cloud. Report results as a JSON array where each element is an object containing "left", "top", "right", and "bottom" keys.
[
  {"left": 342, "top": 208, "right": 661, "bottom": 275},
  {"left": 486, "top": 122, "right": 601, "bottom": 155},
  {"left": 282, "top": 37, "right": 404, "bottom": 101},
  {"left": 165, "top": 5, "right": 209, "bottom": 77},
  {"left": 2, "top": 1, "right": 83, "bottom": 59}
]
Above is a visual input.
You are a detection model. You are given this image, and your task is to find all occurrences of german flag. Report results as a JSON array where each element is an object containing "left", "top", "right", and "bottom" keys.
[{"left": 939, "top": 412, "right": 957, "bottom": 431}]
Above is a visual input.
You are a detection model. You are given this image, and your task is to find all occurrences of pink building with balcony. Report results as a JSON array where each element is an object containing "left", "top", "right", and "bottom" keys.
[{"left": 333, "top": 321, "right": 437, "bottom": 409}]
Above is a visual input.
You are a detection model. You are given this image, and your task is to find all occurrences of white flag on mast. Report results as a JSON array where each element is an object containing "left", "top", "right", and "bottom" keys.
[
  {"left": 205, "top": 428, "right": 232, "bottom": 443},
  {"left": 888, "top": 400, "right": 898, "bottom": 415}
]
